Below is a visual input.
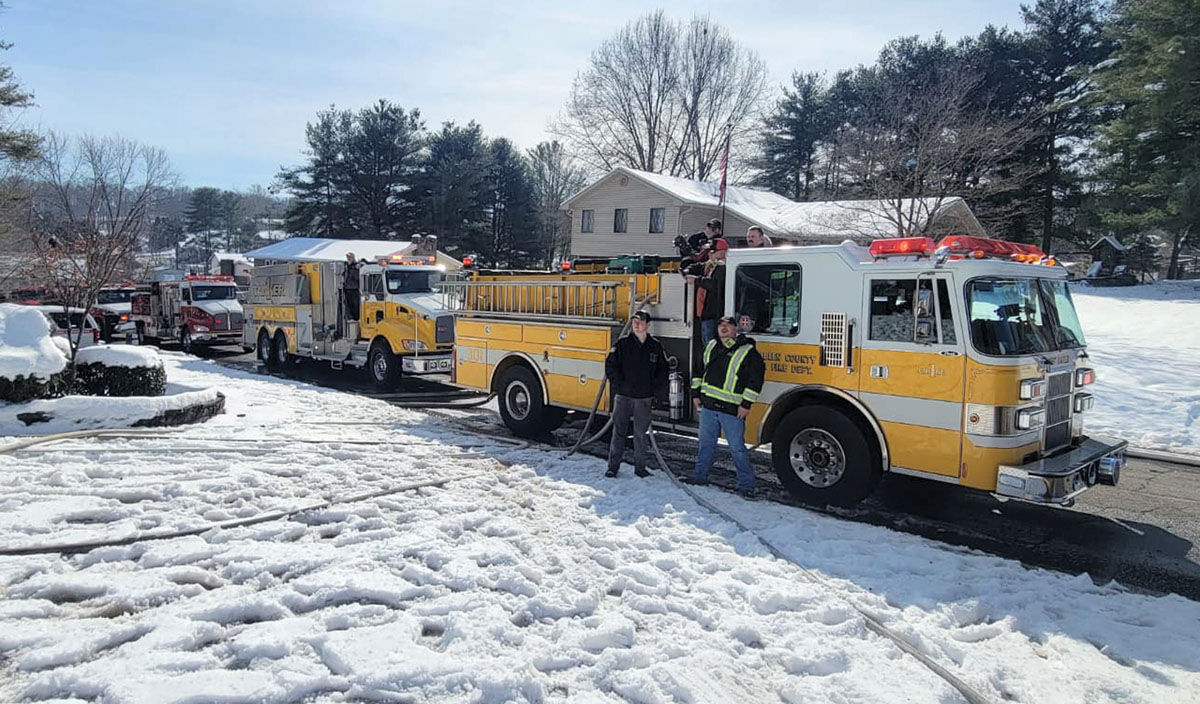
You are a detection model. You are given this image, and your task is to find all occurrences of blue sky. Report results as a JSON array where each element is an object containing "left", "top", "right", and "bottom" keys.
[{"left": 3, "top": 0, "right": 1027, "bottom": 189}]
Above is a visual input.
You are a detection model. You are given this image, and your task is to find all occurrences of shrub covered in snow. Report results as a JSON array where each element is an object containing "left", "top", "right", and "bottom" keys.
[
  {"left": 72, "top": 345, "right": 166, "bottom": 397},
  {"left": 0, "top": 303, "right": 69, "bottom": 403}
]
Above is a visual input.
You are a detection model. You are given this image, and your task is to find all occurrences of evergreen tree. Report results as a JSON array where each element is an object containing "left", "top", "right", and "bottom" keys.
[
  {"left": 277, "top": 107, "right": 353, "bottom": 238},
  {"left": 0, "top": 38, "right": 37, "bottom": 164},
  {"left": 418, "top": 122, "right": 492, "bottom": 257},
  {"left": 1018, "top": 0, "right": 1112, "bottom": 251},
  {"left": 754, "top": 72, "right": 834, "bottom": 201},
  {"left": 1093, "top": 0, "right": 1200, "bottom": 277},
  {"left": 148, "top": 215, "right": 183, "bottom": 252},
  {"left": 185, "top": 187, "right": 224, "bottom": 259},
  {"left": 487, "top": 138, "right": 538, "bottom": 266},
  {"left": 343, "top": 100, "right": 424, "bottom": 237},
  {"left": 219, "top": 190, "right": 242, "bottom": 251}
]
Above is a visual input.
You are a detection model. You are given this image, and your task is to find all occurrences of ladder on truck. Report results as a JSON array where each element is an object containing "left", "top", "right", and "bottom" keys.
[{"left": 440, "top": 276, "right": 659, "bottom": 325}]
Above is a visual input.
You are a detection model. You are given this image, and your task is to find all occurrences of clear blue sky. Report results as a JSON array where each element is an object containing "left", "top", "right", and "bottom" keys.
[{"left": 3, "top": 0, "right": 1027, "bottom": 190}]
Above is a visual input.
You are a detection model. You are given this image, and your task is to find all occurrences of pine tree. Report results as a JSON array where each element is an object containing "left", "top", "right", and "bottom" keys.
[
  {"left": 1093, "top": 0, "right": 1200, "bottom": 278},
  {"left": 277, "top": 107, "right": 354, "bottom": 238},
  {"left": 185, "top": 187, "right": 224, "bottom": 260},
  {"left": 418, "top": 122, "right": 492, "bottom": 257},
  {"left": 487, "top": 138, "right": 538, "bottom": 266},
  {"left": 343, "top": 100, "right": 424, "bottom": 238},
  {"left": 0, "top": 39, "right": 37, "bottom": 163},
  {"left": 754, "top": 72, "right": 834, "bottom": 201}
]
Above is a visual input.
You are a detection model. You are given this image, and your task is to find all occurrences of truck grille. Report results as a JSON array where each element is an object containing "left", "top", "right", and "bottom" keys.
[
  {"left": 1044, "top": 371, "right": 1073, "bottom": 452},
  {"left": 230, "top": 312, "right": 243, "bottom": 328},
  {"left": 435, "top": 315, "right": 454, "bottom": 344},
  {"left": 214, "top": 313, "right": 229, "bottom": 330}
]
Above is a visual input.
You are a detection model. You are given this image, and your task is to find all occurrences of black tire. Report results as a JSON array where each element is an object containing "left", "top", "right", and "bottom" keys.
[
  {"left": 543, "top": 406, "right": 568, "bottom": 432},
  {"left": 771, "top": 405, "right": 882, "bottom": 507},
  {"left": 180, "top": 326, "right": 195, "bottom": 355},
  {"left": 368, "top": 340, "right": 400, "bottom": 389},
  {"left": 496, "top": 365, "right": 552, "bottom": 438},
  {"left": 258, "top": 329, "right": 275, "bottom": 369},
  {"left": 272, "top": 330, "right": 291, "bottom": 369}
]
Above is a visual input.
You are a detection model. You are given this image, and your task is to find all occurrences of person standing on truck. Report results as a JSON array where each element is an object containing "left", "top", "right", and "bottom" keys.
[
  {"left": 684, "top": 314, "right": 766, "bottom": 500},
  {"left": 685, "top": 237, "right": 728, "bottom": 344},
  {"left": 343, "top": 252, "right": 362, "bottom": 322},
  {"left": 604, "top": 310, "right": 669, "bottom": 478},
  {"left": 744, "top": 225, "right": 772, "bottom": 248}
]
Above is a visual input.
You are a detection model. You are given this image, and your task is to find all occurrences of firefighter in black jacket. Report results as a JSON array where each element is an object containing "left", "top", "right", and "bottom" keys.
[
  {"left": 684, "top": 315, "right": 766, "bottom": 499},
  {"left": 604, "top": 310, "right": 669, "bottom": 478}
]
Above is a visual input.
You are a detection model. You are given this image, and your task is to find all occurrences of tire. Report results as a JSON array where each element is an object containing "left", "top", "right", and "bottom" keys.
[
  {"left": 368, "top": 340, "right": 400, "bottom": 389},
  {"left": 771, "top": 405, "right": 882, "bottom": 507},
  {"left": 258, "top": 329, "right": 275, "bottom": 369},
  {"left": 543, "top": 406, "right": 568, "bottom": 432},
  {"left": 496, "top": 365, "right": 552, "bottom": 438},
  {"left": 180, "top": 326, "right": 195, "bottom": 355},
  {"left": 272, "top": 330, "right": 291, "bottom": 369}
]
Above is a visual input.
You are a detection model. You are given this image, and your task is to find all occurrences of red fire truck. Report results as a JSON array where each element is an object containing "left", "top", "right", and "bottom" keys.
[{"left": 130, "top": 275, "right": 244, "bottom": 353}]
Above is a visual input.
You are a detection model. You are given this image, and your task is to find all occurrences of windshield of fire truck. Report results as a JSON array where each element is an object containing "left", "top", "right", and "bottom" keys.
[
  {"left": 385, "top": 270, "right": 441, "bottom": 294},
  {"left": 96, "top": 290, "right": 132, "bottom": 304},
  {"left": 191, "top": 285, "right": 237, "bottom": 301},
  {"left": 966, "top": 277, "right": 1086, "bottom": 356}
]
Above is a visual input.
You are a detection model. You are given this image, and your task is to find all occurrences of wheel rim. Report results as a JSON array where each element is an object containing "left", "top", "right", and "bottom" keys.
[
  {"left": 275, "top": 337, "right": 287, "bottom": 364},
  {"left": 259, "top": 335, "right": 270, "bottom": 362},
  {"left": 505, "top": 380, "right": 532, "bottom": 421},
  {"left": 182, "top": 330, "right": 191, "bottom": 350},
  {"left": 788, "top": 428, "right": 847, "bottom": 488},
  {"left": 372, "top": 350, "right": 388, "bottom": 381}
]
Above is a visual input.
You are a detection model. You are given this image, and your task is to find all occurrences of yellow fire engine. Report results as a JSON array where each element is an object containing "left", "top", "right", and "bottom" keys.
[
  {"left": 444, "top": 235, "right": 1127, "bottom": 507},
  {"left": 244, "top": 248, "right": 455, "bottom": 387}
]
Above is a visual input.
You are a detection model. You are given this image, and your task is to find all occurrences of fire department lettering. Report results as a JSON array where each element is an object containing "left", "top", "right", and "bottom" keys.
[{"left": 762, "top": 350, "right": 815, "bottom": 376}]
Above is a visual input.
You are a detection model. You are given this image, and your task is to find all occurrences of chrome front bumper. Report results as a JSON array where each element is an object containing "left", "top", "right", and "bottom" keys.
[
  {"left": 402, "top": 353, "right": 453, "bottom": 374},
  {"left": 995, "top": 434, "right": 1128, "bottom": 504}
]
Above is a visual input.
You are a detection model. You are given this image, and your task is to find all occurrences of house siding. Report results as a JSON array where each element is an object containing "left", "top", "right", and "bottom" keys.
[{"left": 566, "top": 173, "right": 684, "bottom": 257}]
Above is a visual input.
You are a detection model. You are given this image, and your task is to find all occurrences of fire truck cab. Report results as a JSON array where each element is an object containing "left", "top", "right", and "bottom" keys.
[
  {"left": 446, "top": 235, "right": 1127, "bottom": 507},
  {"left": 130, "top": 275, "right": 244, "bottom": 353}
]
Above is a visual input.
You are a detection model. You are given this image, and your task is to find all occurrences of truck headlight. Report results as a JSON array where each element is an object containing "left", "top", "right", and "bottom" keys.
[
  {"left": 1075, "top": 367, "right": 1096, "bottom": 387},
  {"left": 1074, "top": 393, "right": 1094, "bottom": 413},
  {"left": 1019, "top": 378, "right": 1045, "bottom": 400},
  {"left": 401, "top": 339, "right": 428, "bottom": 351},
  {"left": 1015, "top": 407, "right": 1045, "bottom": 430},
  {"left": 193, "top": 325, "right": 210, "bottom": 332}
]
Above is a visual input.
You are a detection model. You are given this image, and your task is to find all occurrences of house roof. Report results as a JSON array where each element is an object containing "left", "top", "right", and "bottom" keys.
[
  {"left": 564, "top": 166, "right": 984, "bottom": 238},
  {"left": 1090, "top": 235, "right": 1127, "bottom": 252}
]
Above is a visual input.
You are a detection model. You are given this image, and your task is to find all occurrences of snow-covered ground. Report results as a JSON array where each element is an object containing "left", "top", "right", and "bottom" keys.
[
  {"left": 1074, "top": 281, "right": 1200, "bottom": 455},
  {"left": 2, "top": 353, "right": 1198, "bottom": 704}
]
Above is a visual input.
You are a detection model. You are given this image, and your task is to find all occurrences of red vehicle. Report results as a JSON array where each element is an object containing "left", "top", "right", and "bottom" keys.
[
  {"left": 130, "top": 275, "right": 244, "bottom": 353},
  {"left": 88, "top": 282, "right": 138, "bottom": 341}
]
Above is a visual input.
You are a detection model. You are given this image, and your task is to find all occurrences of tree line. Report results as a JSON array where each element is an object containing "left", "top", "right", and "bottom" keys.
[{"left": 275, "top": 100, "right": 587, "bottom": 267}]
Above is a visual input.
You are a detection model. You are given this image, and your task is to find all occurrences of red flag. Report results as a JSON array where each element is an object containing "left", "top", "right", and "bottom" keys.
[{"left": 718, "top": 133, "right": 730, "bottom": 206}]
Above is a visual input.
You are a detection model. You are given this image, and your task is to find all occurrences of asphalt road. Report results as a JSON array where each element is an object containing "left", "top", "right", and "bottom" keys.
[{"left": 196, "top": 344, "right": 1200, "bottom": 601}]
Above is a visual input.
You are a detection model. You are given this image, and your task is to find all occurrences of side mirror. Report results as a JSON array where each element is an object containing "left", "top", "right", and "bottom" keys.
[
  {"left": 915, "top": 288, "right": 934, "bottom": 318},
  {"left": 916, "top": 319, "right": 935, "bottom": 342}
]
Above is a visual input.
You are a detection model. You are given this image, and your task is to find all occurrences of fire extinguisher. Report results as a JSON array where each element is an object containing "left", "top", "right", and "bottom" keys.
[{"left": 668, "top": 370, "right": 686, "bottom": 421}]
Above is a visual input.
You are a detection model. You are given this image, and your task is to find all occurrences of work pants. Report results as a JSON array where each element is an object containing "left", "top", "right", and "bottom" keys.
[
  {"left": 608, "top": 394, "right": 652, "bottom": 473},
  {"left": 693, "top": 406, "right": 755, "bottom": 491},
  {"left": 344, "top": 289, "right": 360, "bottom": 321}
]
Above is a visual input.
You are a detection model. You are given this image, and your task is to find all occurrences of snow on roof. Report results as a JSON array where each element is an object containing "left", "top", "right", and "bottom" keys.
[
  {"left": 0, "top": 303, "right": 68, "bottom": 379},
  {"left": 210, "top": 251, "right": 252, "bottom": 266},
  {"left": 243, "top": 238, "right": 417, "bottom": 263},
  {"left": 1091, "top": 235, "right": 1127, "bottom": 252},
  {"left": 567, "top": 166, "right": 983, "bottom": 239}
]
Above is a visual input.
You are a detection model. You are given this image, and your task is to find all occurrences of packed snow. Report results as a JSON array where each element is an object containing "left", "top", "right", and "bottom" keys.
[
  {"left": 1, "top": 352, "right": 1197, "bottom": 704},
  {"left": 75, "top": 344, "right": 163, "bottom": 369},
  {"left": 0, "top": 303, "right": 67, "bottom": 379},
  {"left": 1073, "top": 281, "right": 1200, "bottom": 455},
  {"left": 0, "top": 386, "right": 221, "bottom": 436}
]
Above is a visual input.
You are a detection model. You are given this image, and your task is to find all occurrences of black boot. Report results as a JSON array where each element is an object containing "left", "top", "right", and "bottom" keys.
[
  {"left": 634, "top": 467, "right": 651, "bottom": 478},
  {"left": 605, "top": 467, "right": 619, "bottom": 478}
]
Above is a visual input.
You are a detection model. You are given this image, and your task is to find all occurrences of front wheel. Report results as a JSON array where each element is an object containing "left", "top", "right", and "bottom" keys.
[
  {"left": 368, "top": 341, "right": 400, "bottom": 389},
  {"left": 771, "top": 405, "right": 882, "bottom": 507},
  {"left": 496, "top": 365, "right": 554, "bottom": 438}
]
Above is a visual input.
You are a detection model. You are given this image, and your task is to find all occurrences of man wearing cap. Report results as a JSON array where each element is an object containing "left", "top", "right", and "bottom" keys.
[
  {"left": 604, "top": 310, "right": 669, "bottom": 478},
  {"left": 685, "top": 314, "right": 765, "bottom": 499},
  {"left": 343, "top": 252, "right": 362, "bottom": 322},
  {"left": 684, "top": 234, "right": 729, "bottom": 344}
]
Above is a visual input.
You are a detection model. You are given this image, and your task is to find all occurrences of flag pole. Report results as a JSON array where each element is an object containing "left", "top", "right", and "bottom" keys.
[{"left": 718, "top": 123, "right": 732, "bottom": 236}]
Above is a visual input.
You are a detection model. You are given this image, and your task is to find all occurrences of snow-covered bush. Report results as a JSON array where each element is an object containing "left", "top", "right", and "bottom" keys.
[
  {"left": 72, "top": 346, "right": 166, "bottom": 397},
  {"left": 0, "top": 303, "right": 69, "bottom": 403}
]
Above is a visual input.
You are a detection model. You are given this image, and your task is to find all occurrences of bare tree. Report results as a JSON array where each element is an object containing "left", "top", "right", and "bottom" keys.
[
  {"left": 554, "top": 11, "right": 768, "bottom": 179},
  {"left": 26, "top": 132, "right": 175, "bottom": 361},
  {"left": 527, "top": 140, "right": 588, "bottom": 264},
  {"left": 830, "top": 70, "right": 1036, "bottom": 237}
]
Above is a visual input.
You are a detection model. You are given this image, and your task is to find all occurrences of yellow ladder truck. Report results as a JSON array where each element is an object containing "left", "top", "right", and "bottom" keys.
[
  {"left": 245, "top": 251, "right": 455, "bottom": 387},
  {"left": 444, "top": 235, "right": 1128, "bottom": 507}
]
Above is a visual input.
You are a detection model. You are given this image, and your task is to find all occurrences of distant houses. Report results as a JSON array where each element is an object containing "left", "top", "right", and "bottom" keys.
[{"left": 561, "top": 166, "right": 987, "bottom": 257}]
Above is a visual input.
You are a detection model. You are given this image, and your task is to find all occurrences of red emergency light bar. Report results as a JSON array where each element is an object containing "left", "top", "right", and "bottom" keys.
[
  {"left": 868, "top": 237, "right": 936, "bottom": 258},
  {"left": 184, "top": 275, "right": 235, "bottom": 282}
]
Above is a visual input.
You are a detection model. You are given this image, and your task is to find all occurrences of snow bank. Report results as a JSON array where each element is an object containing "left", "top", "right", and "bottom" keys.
[
  {"left": 0, "top": 387, "right": 221, "bottom": 435},
  {"left": 1074, "top": 281, "right": 1200, "bottom": 454},
  {"left": 76, "top": 345, "right": 162, "bottom": 369},
  {"left": 0, "top": 303, "right": 67, "bottom": 380}
]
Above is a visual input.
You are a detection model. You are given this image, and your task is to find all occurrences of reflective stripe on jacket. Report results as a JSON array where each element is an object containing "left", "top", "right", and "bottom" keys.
[{"left": 690, "top": 335, "right": 765, "bottom": 415}]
